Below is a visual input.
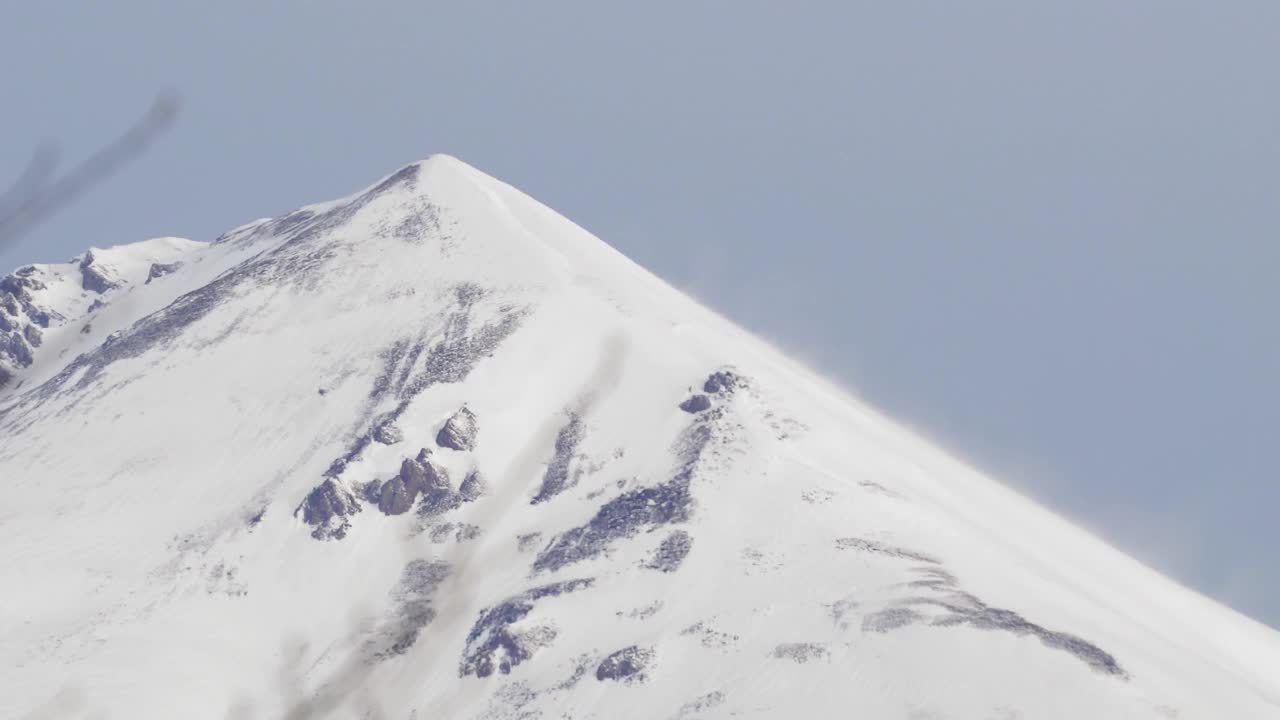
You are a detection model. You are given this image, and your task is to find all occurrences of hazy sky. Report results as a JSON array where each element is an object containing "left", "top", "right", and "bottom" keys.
[{"left": 2, "top": 2, "right": 1276, "bottom": 628}]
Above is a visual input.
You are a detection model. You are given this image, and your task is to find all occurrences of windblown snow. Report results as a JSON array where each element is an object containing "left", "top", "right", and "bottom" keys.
[{"left": 1, "top": 155, "right": 1277, "bottom": 720}]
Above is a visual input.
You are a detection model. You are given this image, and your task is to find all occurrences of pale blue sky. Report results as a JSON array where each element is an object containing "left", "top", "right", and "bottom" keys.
[{"left": 2, "top": 2, "right": 1276, "bottom": 628}]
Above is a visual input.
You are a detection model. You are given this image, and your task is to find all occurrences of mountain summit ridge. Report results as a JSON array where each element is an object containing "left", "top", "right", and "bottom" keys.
[{"left": 2, "top": 155, "right": 1278, "bottom": 719}]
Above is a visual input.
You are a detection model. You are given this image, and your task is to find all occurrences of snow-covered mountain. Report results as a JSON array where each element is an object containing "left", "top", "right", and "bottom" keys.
[{"left": 2, "top": 156, "right": 1277, "bottom": 720}]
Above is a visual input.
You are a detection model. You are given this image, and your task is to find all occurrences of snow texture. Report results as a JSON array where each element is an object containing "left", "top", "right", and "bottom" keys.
[{"left": 1, "top": 155, "right": 1278, "bottom": 720}]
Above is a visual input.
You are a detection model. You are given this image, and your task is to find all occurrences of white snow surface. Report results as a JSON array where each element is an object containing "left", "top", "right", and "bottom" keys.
[{"left": 1, "top": 155, "right": 1277, "bottom": 720}]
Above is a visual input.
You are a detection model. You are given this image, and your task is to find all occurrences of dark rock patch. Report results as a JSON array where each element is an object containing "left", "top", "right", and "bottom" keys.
[
  {"left": 426, "top": 522, "right": 479, "bottom": 544},
  {"left": 680, "top": 622, "right": 738, "bottom": 649},
  {"left": 703, "top": 369, "right": 744, "bottom": 395},
  {"left": 399, "top": 455, "right": 428, "bottom": 493},
  {"left": 595, "top": 646, "right": 653, "bottom": 683},
  {"left": 835, "top": 537, "right": 940, "bottom": 564},
  {"left": 533, "top": 422, "right": 711, "bottom": 573},
  {"left": 0, "top": 273, "right": 55, "bottom": 329},
  {"left": 369, "top": 559, "right": 450, "bottom": 658},
  {"left": 296, "top": 479, "right": 361, "bottom": 540},
  {"left": 0, "top": 332, "right": 34, "bottom": 368},
  {"left": 930, "top": 604, "right": 1125, "bottom": 677},
  {"left": 436, "top": 405, "right": 479, "bottom": 451},
  {"left": 371, "top": 418, "right": 403, "bottom": 445},
  {"left": 460, "top": 578, "right": 594, "bottom": 678},
  {"left": 459, "top": 470, "right": 488, "bottom": 501},
  {"left": 530, "top": 413, "right": 585, "bottom": 504},
  {"left": 418, "top": 487, "right": 463, "bottom": 519},
  {"left": 145, "top": 261, "right": 183, "bottom": 284},
  {"left": 863, "top": 607, "right": 923, "bottom": 633},
  {"left": 644, "top": 530, "right": 692, "bottom": 573},
  {"left": 377, "top": 477, "right": 415, "bottom": 515},
  {"left": 679, "top": 394, "right": 712, "bottom": 413},
  {"left": 516, "top": 532, "right": 542, "bottom": 553},
  {"left": 314, "top": 290, "right": 526, "bottom": 492},
  {"left": 79, "top": 252, "right": 119, "bottom": 294},
  {"left": 392, "top": 203, "right": 442, "bottom": 245},
  {"left": 622, "top": 601, "right": 664, "bottom": 621},
  {"left": 375, "top": 453, "right": 455, "bottom": 517},
  {"left": 869, "top": 566, "right": 1126, "bottom": 677},
  {"left": 771, "top": 643, "right": 829, "bottom": 663}
]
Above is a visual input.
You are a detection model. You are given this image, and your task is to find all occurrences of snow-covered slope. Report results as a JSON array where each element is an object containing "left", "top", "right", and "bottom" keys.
[
  {"left": 0, "top": 237, "right": 205, "bottom": 390},
  {"left": 1, "top": 156, "right": 1276, "bottom": 720}
]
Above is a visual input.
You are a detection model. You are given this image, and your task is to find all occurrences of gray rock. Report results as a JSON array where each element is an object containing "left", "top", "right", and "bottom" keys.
[
  {"left": 644, "top": 530, "right": 693, "bottom": 573},
  {"left": 372, "top": 559, "right": 450, "bottom": 658},
  {"left": 145, "top": 261, "right": 183, "bottom": 284},
  {"left": 703, "top": 369, "right": 744, "bottom": 395},
  {"left": 516, "top": 532, "right": 543, "bottom": 552},
  {"left": 596, "top": 646, "right": 653, "bottom": 683},
  {"left": 22, "top": 324, "right": 42, "bottom": 348},
  {"left": 399, "top": 457, "right": 429, "bottom": 493},
  {"left": 771, "top": 643, "right": 829, "bottom": 663},
  {"left": 378, "top": 477, "right": 415, "bottom": 515},
  {"left": 436, "top": 406, "right": 479, "bottom": 451},
  {"left": 0, "top": 332, "right": 34, "bottom": 368},
  {"left": 459, "top": 470, "right": 488, "bottom": 501},
  {"left": 372, "top": 421, "right": 404, "bottom": 445},
  {"left": 419, "top": 487, "right": 463, "bottom": 518},
  {"left": 679, "top": 394, "right": 711, "bottom": 413},
  {"left": 862, "top": 607, "right": 922, "bottom": 633},
  {"left": 421, "top": 457, "right": 452, "bottom": 492},
  {"left": 534, "top": 423, "right": 710, "bottom": 574},
  {"left": 79, "top": 252, "right": 118, "bottom": 294},
  {"left": 459, "top": 578, "right": 595, "bottom": 678},
  {"left": 297, "top": 479, "right": 361, "bottom": 540},
  {"left": 530, "top": 413, "right": 585, "bottom": 504}
]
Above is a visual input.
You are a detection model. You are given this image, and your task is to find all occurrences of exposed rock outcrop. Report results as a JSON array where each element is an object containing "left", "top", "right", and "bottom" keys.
[
  {"left": 436, "top": 406, "right": 479, "bottom": 451},
  {"left": 530, "top": 413, "right": 585, "bottom": 505},
  {"left": 297, "top": 479, "right": 361, "bottom": 540},
  {"left": 596, "top": 645, "right": 653, "bottom": 683},
  {"left": 644, "top": 530, "right": 693, "bottom": 573},
  {"left": 679, "top": 394, "right": 711, "bottom": 413},
  {"left": 460, "top": 470, "right": 488, "bottom": 501},
  {"left": 703, "top": 369, "right": 744, "bottom": 395},
  {"left": 145, "top": 261, "right": 184, "bottom": 284},
  {"left": 372, "top": 419, "right": 404, "bottom": 445},
  {"left": 79, "top": 251, "right": 119, "bottom": 294},
  {"left": 460, "top": 578, "right": 594, "bottom": 678},
  {"left": 378, "top": 452, "right": 451, "bottom": 516}
]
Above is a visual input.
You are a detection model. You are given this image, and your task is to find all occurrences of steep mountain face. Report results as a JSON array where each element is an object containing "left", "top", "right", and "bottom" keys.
[{"left": 1, "top": 156, "right": 1277, "bottom": 720}]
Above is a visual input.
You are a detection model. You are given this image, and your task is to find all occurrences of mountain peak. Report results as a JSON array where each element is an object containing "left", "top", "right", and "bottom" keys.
[{"left": 3, "top": 158, "right": 1278, "bottom": 719}]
